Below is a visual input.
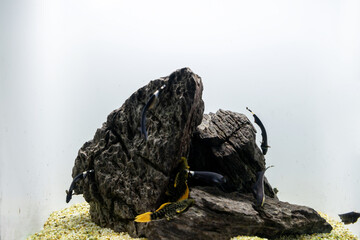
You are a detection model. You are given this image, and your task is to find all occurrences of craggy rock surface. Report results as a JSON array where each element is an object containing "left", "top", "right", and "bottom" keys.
[
  {"left": 189, "top": 109, "right": 277, "bottom": 196},
  {"left": 70, "top": 68, "right": 332, "bottom": 239},
  {"left": 71, "top": 68, "right": 204, "bottom": 235},
  {"left": 146, "top": 186, "right": 333, "bottom": 240},
  {"left": 145, "top": 110, "right": 331, "bottom": 239}
]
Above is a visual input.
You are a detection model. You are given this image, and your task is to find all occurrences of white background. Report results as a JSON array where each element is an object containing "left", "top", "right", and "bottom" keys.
[{"left": 1, "top": 0, "right": 359, "bottom": 239}]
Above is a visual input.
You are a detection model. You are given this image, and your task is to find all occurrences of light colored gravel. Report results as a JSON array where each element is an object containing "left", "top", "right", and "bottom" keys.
[
  {"left": 233, "top": 212, "right": 359, "bottom": 240},
  {"left": 27, "top": 202, "right": 358, "bottom": 240},
  {"left": 26, "top": 202, "right": 145, "bottom": 240}
]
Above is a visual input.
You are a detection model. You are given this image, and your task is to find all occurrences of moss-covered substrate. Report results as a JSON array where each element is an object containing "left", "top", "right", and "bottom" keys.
[{"left": 27, "top": 202, "right": 358, "bottom": 240}]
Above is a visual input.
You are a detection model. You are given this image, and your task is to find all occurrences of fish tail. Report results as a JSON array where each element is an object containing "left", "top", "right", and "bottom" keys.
[
  {"left": 246, "top": 107, "right": 254, "bottom": 114},
  {"left": 266, "top": 165, "right": 275, "bottom": 170},
  {"left": 134, "top": 212, "right": 152, "bottom": 222},
  {"left": 178, "top": 184, "right": 189, "bottom": 201}
]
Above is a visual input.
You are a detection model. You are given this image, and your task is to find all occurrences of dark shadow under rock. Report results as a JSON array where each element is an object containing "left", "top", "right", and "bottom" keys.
[{"left": 144, "top": 186, "right": 332, "bottom": 240}]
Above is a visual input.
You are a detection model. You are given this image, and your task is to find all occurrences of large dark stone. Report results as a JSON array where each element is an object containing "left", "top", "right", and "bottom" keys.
[
  {"left": 145, "top": 186, "right": 332, "bottom": 240},
  {"left": 71, "top": 67, "right": 204, "bottom": 235},
  {"left": 143, "top": 110, "right": 332, "bottom": 239},
  {"left": 70, "top": 69, "right": 332, "bottom": 239}
]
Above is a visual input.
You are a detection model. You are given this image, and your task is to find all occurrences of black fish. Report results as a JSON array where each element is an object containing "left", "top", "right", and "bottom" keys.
[
  {"left": 339, "top": 211, "right": 360, "bottom": 224},
  {"left": 188, "top": 170, "right": 227, "bottom": 189},
  {"left": 66, "top": 170, "right": 94, "bottom": 203},
  {"left": 246, "top": 107, "right": 270, "bottom": 155},
  {"left": 252, "top": 165, "right": 274, "bottom": 207},
  {"left": 140, "top": 84, "right": 166, "bottom": 140}
]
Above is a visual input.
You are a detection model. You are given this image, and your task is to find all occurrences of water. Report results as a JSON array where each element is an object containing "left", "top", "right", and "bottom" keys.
[{"left": 1, "top": 0, "right": 359, "bottom": 239}]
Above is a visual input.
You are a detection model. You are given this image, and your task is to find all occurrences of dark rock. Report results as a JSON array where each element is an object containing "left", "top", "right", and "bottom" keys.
[
  {"left": 70, "top": 70, "right": 332, "bottom": 240},
  {"left": 189, "top": 109, "right": 277, "bottom": 197},
  {"left": 142, "top": 110, "right": 332, "bottom": 239},
  {"left": 145, "top": 186, "right": 333, "bottom": 240},
  {"left": 71, "top": 68, "right": 204, "bottom": 234}
]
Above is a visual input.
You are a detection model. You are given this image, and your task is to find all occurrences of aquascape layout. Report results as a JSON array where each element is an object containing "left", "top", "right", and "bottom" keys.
[{"left": 29, "top": 68, "right": 359, "bottom": 240}]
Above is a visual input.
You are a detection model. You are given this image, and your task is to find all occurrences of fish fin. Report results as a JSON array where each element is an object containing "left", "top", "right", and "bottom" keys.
[
  {"left": 178, "top": 184, "right": 189, "bottom": 201},
  {"left": 176, "top": 199, "right": 194, "bottom": 213},
  {"left": 176, "top": 208, "right": 185, "bottom": 213},
  {"left": 181, "top": 157, "right": 190, "bottom": 169},
  {"left": 260, "top": 196, "right": 265, "bottom": 207},
  {"left": 155, "top": 202, "right": 171, "bottom": 212},
  {"left": 266, "top": 165, "right": 275, "bottom": 170},
  {"left": 134, "top": 212, "right": 152, "bottom": 222},
  {"left": 148, "top": 94, "right": 157, "bottom": 110},
  {"left": 174, "top": 172, "right": 180, "bottom": 187}
]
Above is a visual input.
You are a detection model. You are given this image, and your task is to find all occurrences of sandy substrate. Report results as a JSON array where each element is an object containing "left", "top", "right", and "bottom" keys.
[{"left": 26, "top": 202, "right": 358, "bottom": 240}]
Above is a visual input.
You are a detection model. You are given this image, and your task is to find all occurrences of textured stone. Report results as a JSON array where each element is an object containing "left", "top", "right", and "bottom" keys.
[
  {"left": 71, "top": 67, "right": 204, "bottom": 235},
  {"left": 145, "top": 186, "right": 332, "bottom": 240},
  {"left": 142, "top": 110, "right": 332, "bottom": 239},
  {"left": 69, "top": 70, "right": 332, "bottom": 240},
  {"left": 189, "top": 109, "right": 276, "bottom": 197}
]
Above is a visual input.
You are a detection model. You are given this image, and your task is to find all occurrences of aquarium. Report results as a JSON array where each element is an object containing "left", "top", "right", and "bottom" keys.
[{"left": 1, "top": 1, "right": 359, "bottom": 239}]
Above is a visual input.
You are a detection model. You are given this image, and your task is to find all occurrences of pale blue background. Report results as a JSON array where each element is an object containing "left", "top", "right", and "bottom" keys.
[{"left": 1, "top": 0, "right": 359, "bottom": 239}]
